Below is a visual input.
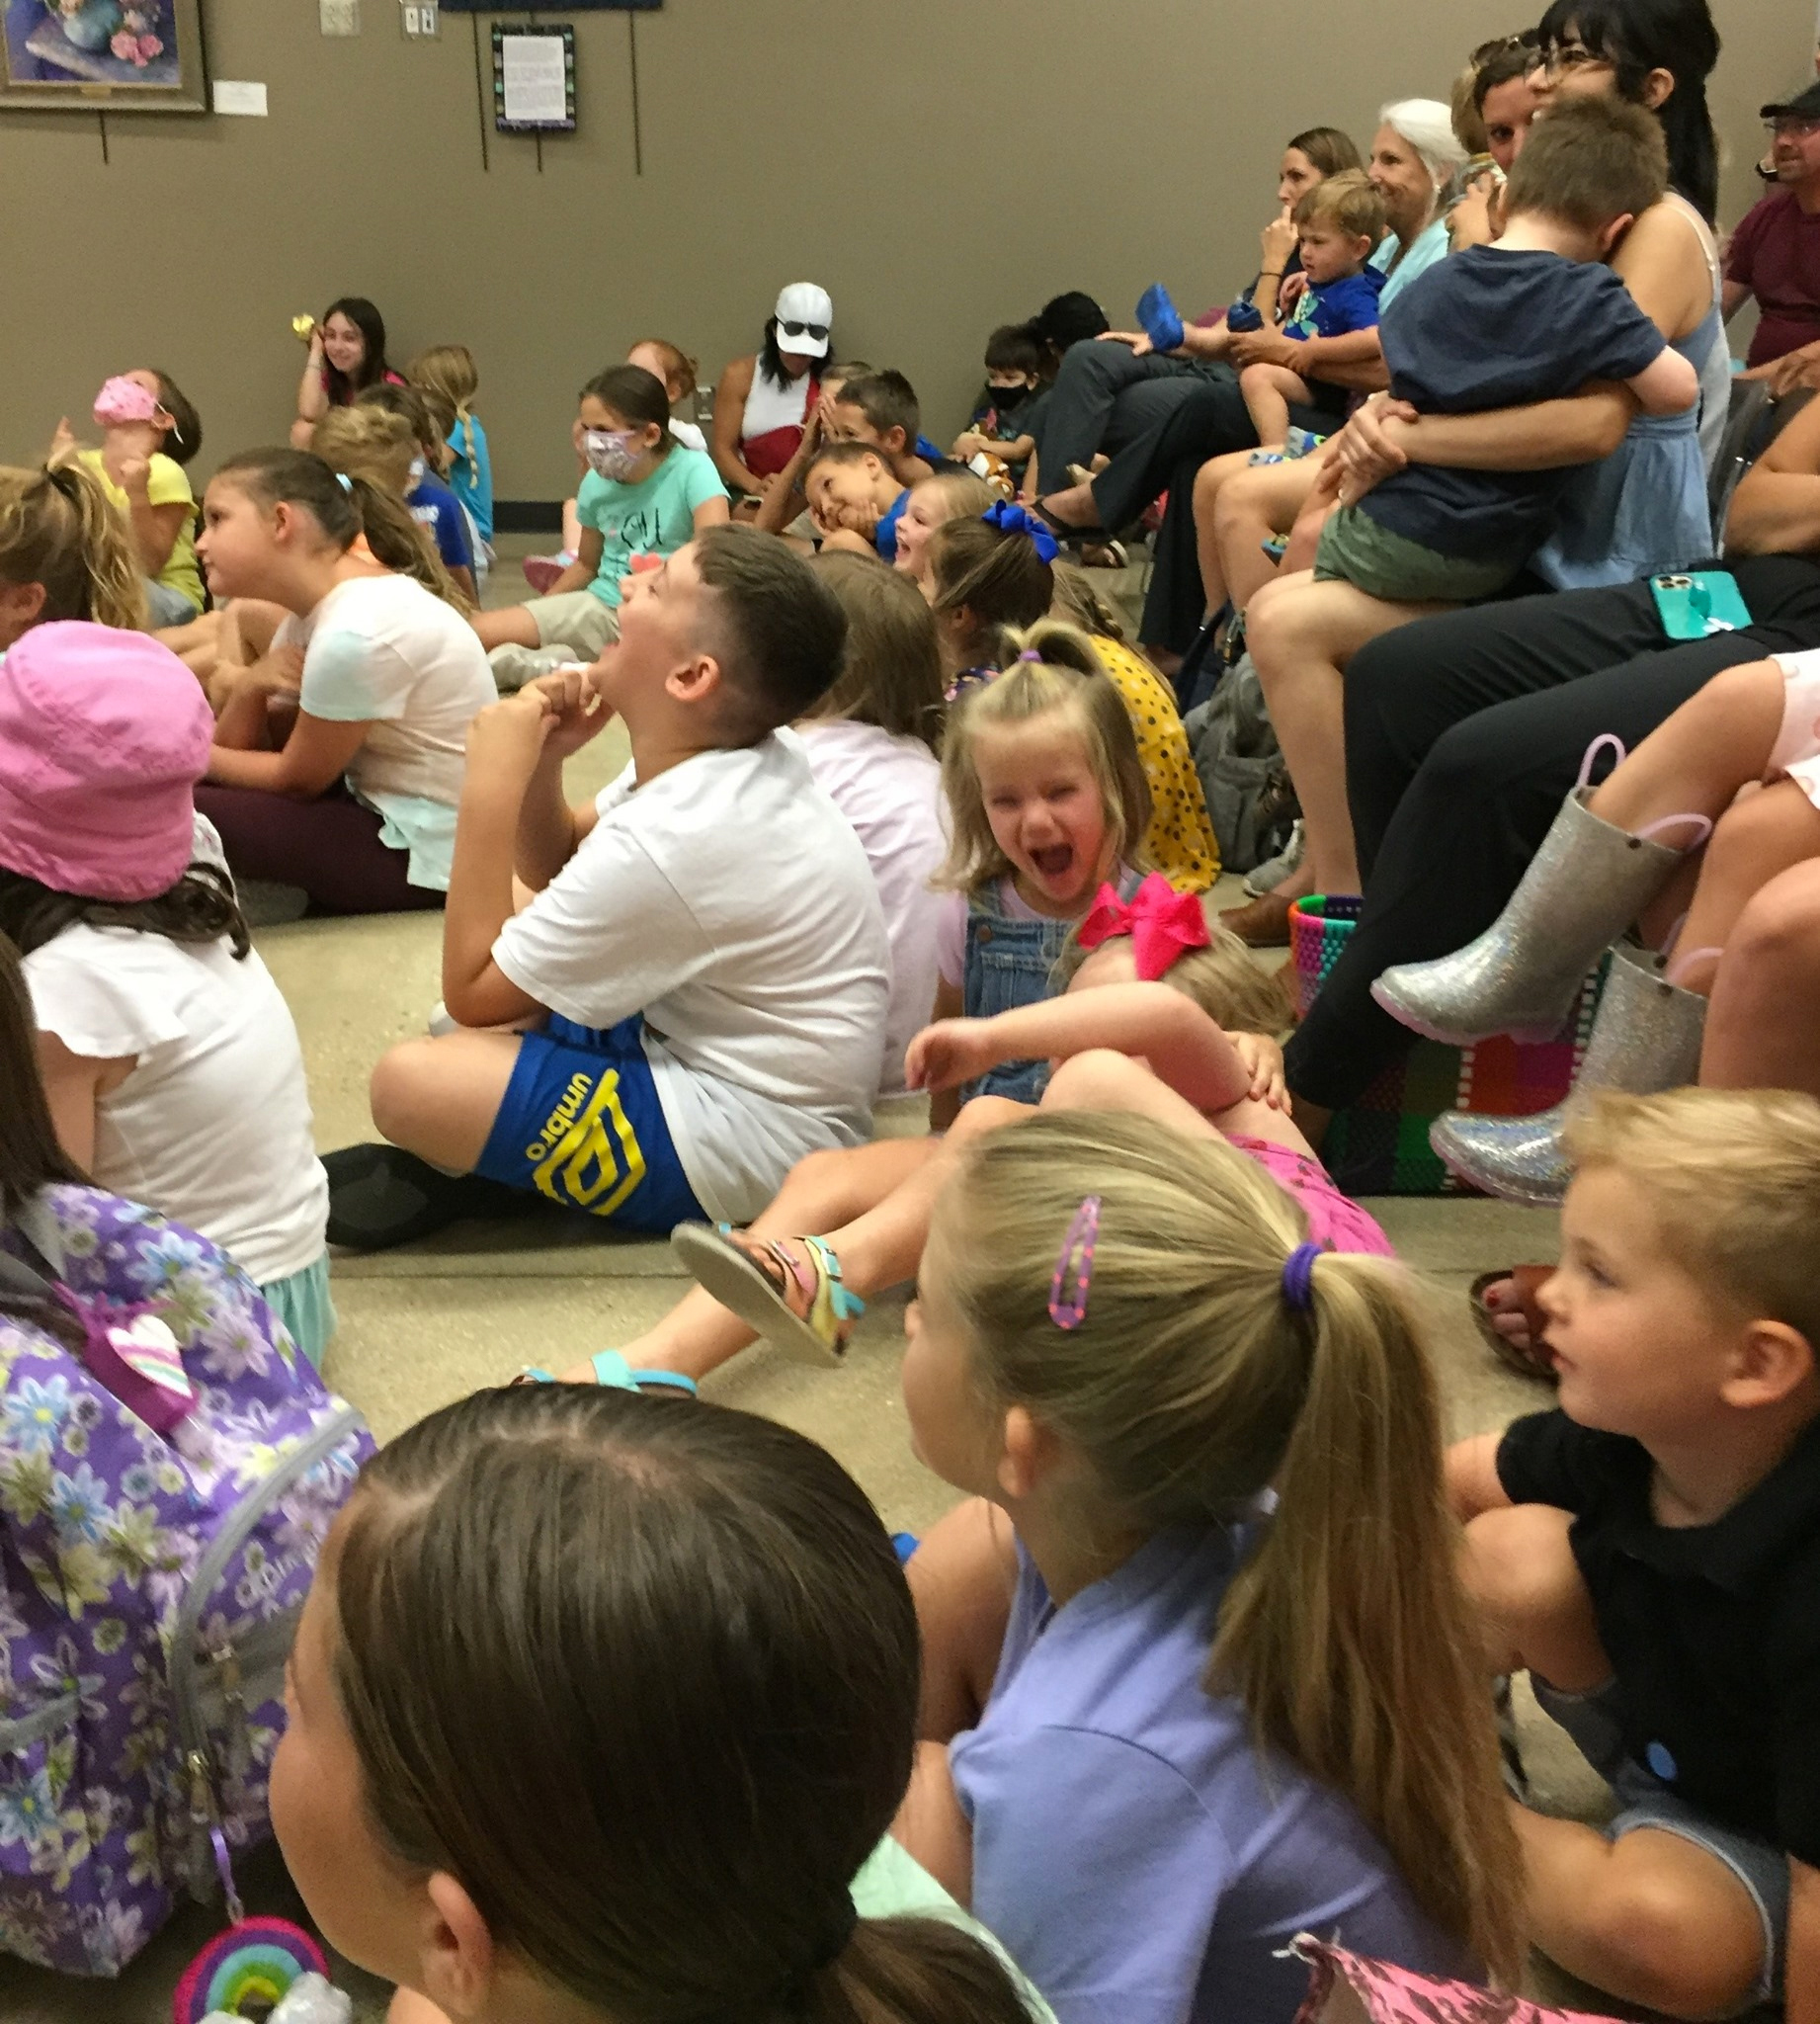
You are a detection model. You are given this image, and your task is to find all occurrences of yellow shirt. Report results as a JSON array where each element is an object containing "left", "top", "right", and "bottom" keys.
[
  {"left": 78, "top": 448, "right": 203, "bottom": 614},
  {"left": 1091, "top": 636, "right": 1220, "bottom": 890}
]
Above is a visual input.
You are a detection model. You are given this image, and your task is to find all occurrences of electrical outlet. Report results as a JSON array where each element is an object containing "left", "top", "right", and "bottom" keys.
[{"left": 401, "top": 1, "right": 438, "bottom": 36}]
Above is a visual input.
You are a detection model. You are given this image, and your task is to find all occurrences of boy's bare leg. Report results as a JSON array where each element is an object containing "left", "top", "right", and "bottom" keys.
[
  {"left": 1238, "top": 361, "right": 1309, "bottom": 449},
  {"left": 1247, "top": 572, "right": 1446, "bottom": 893},
  {"left": 606, "top": 1139, "right": 940, "bottom": 1381},
  {"left": 368, "top": 1032, "right": 524, "bottom": 1173}
]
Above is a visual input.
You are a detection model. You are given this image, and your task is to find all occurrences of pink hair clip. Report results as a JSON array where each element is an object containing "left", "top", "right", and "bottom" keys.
[{"left": 1048, "top": 1195, "right": 1102, "bottom": 1330}]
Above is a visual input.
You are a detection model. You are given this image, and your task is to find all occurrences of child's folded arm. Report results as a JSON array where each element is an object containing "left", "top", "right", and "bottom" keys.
[
  {"left": 1285, "top": 327, "right": 1389, "bottom": 393},
  {"left": 909, "top": 982, "right": 1251, "bottom": 1115},
  {"left": 1626, "top": 344, "right": 1701, "bottom": 417}
]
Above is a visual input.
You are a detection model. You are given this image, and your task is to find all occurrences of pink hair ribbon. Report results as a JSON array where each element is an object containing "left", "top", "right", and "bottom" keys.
[{"left": 1075, "top": 872, "right": 1212, "bottom": 981}]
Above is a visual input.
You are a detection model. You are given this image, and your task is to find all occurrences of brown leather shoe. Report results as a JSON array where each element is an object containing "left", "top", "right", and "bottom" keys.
[{"left": 1219, "top": 891, "right": 1298, "bottom": 948}]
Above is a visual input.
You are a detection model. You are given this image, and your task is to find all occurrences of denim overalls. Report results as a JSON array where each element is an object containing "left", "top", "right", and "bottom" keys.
[{"left": 960, "top": 870, "right": 1137, "bottom": 1104}]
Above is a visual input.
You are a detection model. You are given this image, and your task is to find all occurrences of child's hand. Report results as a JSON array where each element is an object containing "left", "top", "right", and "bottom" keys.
[
  {"left": 952, "top": 432, "right": 984, "bottom": 459},
  {"left": 904, "top": 1017, "right": 1000, "bottom": 1092},
  {"left": 1228, "top": 1032, "right": 1286, "bottom": 1109},
  {"left": 468, "top": 686, "right": 565, "bottom": 778},
  {"left": 116, "top": 454, "right": 151, "bottom": 499},
  {"left": 1230, "top": 329, "right": 1296, "bottom": 370},
  {"left": 526, "top": 663, "right": 613, "bottom": 762},
  {"left": 235, "top": 643, "right": 305, "bottom": 698},
  {"left": 1095, "top": 330, "right": 1149, "bottom": 350}
]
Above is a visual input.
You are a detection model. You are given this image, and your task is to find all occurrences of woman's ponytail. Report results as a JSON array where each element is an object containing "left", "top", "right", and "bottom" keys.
[{"left": 1211, "top": 1251, "right": 1524, "bottom": 1983}]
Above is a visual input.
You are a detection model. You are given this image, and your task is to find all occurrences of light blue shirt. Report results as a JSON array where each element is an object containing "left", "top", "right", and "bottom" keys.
[
  {"left": 1376, "top": 213, "right": 1452, "bottom": 308},
  {"left": 446, "top": 413, "right": 494, "bottom": 544},
  {"left": 951, "top": 1527, "right": 1472, "bottom": 2024},
  {"left": 576, "top": 447, "right": 727, "bottom": 606}
]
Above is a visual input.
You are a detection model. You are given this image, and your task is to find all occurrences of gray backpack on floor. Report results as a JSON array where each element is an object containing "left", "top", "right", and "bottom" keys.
[{"left": 1184, "top": 653, "right": 1293, "bottom": 874}]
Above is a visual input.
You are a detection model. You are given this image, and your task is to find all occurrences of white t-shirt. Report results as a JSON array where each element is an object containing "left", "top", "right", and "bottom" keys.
[
  {"left": 796, "top": 717, "right": 947, "bottom": 1095},
  {"left": 492, "top": 732, "right": 889, "bottom": 1223},
  {"left": 275, "top": 574, "right": 496, "bottom": 890},
  {"left": 25, "top": 926, "right": 328, "bottom": 1288}
]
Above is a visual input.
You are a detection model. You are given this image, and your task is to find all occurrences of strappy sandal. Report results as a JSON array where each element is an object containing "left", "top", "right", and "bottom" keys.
[
  {"left": 515, "top": 1348, "right": 698, "bottom": 1395},
  {"left": 669, "top": 1224, "right": 863, "bottom": 1369},
  {"left": 1467, "top": 1266, "right": 1558, "bottom": 1384}
]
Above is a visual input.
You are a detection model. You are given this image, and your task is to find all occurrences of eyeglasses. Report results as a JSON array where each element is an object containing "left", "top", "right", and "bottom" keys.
[
  {"left": 780, "top": 320, "right": 829, "bottom": 341},
  {"left": 1537, "top": 41, "right": 1605, "bottom": 74}
]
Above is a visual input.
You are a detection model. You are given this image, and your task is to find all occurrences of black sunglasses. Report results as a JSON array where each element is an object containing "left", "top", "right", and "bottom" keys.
[
  {"left": 780, "top": 320, "right": 829, "bottom": 341},
  {"left": 1470, "top": 29, "right": 1538, "bottom": 65}
]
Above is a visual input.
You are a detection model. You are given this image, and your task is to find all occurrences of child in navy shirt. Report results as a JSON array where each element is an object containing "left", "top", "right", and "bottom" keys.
[
  {"left": 1448, "top": 1088, "right": 1820, "bottom": 2020},
  {"left": 805, "top": 442, "right": 910, "bottom": 561},
  {"left": 1245, "top": 95, "right": 1701, "bottom": 903},
  {"left": 1238, "top": 170, "right": 1389, "bottom": 445},
  {"left": 357, "top": 381, "right": 478, "bottom": 600},
  {"left": 954, "top": 322, "right": 1053, "bottom": 492}
]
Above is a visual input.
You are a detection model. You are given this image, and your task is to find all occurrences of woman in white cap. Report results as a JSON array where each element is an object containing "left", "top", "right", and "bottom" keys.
[{"left": 709, "top": 283, "right": 834, "bottom": 502}]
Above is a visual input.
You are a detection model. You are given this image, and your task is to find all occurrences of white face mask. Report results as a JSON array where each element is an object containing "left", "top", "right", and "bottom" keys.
[{"left": 582, "top": 428, "right": 642, "bottom": 482}]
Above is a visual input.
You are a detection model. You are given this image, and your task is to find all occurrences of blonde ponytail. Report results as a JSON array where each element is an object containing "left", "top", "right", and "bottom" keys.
[
  {"left": 1212, "top": 1252, "right": 1524, "bottom": 1983},
  {"left": 0, "top": 462, "right": 146, "bottom": 632},
  {"left": 942, "top": 1112, "right": 1524, "bottom": 1984}
]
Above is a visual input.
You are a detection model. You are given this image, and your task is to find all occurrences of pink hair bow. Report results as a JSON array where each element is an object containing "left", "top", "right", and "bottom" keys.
[{"left": 1076, "top": 873, "right": 1210, "bottom": 980}]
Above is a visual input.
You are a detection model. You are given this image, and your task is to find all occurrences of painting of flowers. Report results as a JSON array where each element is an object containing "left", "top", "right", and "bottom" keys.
[{"left": 1, "top": 0, "right": 205, "bottom": 110}]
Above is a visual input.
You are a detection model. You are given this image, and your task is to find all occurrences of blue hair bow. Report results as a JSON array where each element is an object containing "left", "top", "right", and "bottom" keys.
[{"left": 981, "top": 498, "right": 1059, "bottom": 564}]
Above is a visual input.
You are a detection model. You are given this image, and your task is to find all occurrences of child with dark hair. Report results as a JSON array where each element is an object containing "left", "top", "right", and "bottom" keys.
[
  {"left": 953, "top": 324, "right": 1052, "bottom": 494},
  {"left": 51, "top": 367, "right": 207, "bottom": 625},
  {"left": 0, "top": 623, "right": 333, "bottom": 1361},
  {"left": 290, "top": 295, "right": 404, "bottom": 449},
  {"left": 805, "top": 441, "right": 912, "bottom": 560},
  {"left": 271, "top": 1384, "right": 1045, "bottom": 2024},
  {"left": 326, "top": 528, "right": 889, "bottom": 1250},
  {"left": 472, "top": 365, "right": 728, "bottom": 688},
  {"left": 826, "top": 370, "right": 939, "bottom": 486}
]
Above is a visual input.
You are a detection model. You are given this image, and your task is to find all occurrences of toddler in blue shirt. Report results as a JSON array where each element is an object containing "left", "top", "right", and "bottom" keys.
[{"left": 1240, "top": 170, "right": 1390, "bottom": 444}]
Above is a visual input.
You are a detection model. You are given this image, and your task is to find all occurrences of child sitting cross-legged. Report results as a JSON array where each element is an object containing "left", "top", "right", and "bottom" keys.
[
  {"left": 807, "top": 441, "right": 912, "bottom": 560},
  {"left": 893, "top": 1108, "right": 1521, "bottom": 2019},
  {"left": 1448, "top": 1087, "right": 1820, "bottom": 2020},
  {"left": 1246, "top": 94, "right": 1702, "bottom": 901},
  {"left": 324, "top": 528, "right": 890, "bottom": 1251}
]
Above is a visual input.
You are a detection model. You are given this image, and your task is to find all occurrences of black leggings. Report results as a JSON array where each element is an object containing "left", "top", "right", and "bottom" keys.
[
  {"left": 1079, "top": 371, "right": 1329, "bottom": 654},
  {"left": 1282, "top": 554, "right": 1820, "bottom": 1112}
]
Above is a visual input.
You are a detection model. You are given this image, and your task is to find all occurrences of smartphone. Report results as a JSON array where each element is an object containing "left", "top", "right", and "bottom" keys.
[{"left": 1650, "top": 570, "right": 1753, "bottom": 640}]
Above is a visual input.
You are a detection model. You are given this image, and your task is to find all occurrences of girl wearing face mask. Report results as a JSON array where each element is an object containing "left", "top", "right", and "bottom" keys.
[
  {"left": 48, "top": 368, "right": 205, "bottom": 628},
  {"left": 470, "top": 365, "right": 728, "bottom": 690}
]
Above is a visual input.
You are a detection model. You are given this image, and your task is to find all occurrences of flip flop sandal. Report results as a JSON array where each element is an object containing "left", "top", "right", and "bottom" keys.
[
  {"left": 669, "top": 1223, "right": 863, "bottom": 1369},
  {"left": 1468, "top": 1266, "right": 1558, "bottom": 1384},
  {"left": 515, "top": 1348, "right": 698, "bottom": 1395}
]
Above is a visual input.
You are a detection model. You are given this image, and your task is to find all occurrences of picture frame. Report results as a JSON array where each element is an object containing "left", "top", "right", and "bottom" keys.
[
  {"left": 1, "top": 0, "right": 207, "bottom": 114},
  {"left": 492, "top": 20, "right": 574, "bottom": 132}
]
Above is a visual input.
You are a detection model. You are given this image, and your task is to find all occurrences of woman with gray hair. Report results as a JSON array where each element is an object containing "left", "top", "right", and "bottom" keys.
[{"left": 1037, "top": 100, "right": 1465, "bottom": 660}]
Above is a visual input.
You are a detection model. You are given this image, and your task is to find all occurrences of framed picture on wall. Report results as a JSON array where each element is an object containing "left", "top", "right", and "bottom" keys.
[{"left": 1, "top": 0, "right": 207, "bottom": 113}]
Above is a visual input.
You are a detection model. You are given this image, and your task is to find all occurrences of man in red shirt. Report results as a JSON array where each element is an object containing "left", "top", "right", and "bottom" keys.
[{"left": 1728, "top": 82, "right": 1820, "bottom": 392}]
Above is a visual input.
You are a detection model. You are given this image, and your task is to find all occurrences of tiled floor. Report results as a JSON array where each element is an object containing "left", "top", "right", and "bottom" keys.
[{"left": 0, "top": 541, "right": 1613, "bottom": 2023}]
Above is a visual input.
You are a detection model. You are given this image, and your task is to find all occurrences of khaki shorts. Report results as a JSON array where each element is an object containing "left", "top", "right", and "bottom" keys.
[
  {"left": 523, "top": 589, "right": 620, "bottom": 657},
  {"left": 1313, "top": 505, "right": 1521, "bottom": 605}
]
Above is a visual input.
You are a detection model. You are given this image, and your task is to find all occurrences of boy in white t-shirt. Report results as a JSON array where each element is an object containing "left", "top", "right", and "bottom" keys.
[{"left": 326, "top": 528, "right": 890, "bottom": 1250}]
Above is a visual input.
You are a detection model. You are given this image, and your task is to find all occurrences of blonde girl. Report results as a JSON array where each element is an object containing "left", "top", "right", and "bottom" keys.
[
  {"left": 896, "top": 1109, "right": 1523, "bottom": 2021},
  {"left": 800, "top": 552, "right": 949, "bottom": 1095},
  {"left": 406, "top": 342, "right": 493, "bottom": 549},
  {"left": 194, "top": 448, "right": 496, "bottom": 916},
  {"left": 270, "top": 1385, "right": 1045, "bottom": 2024},
  {"left": 312, "top": 405, "right": 475, "bottom": 612},
  {"left": 892, "top": 468, "right": 996, "bottom": 592},
  {"left": 0, "top": 460, "right": 145, "bottom": 648}
]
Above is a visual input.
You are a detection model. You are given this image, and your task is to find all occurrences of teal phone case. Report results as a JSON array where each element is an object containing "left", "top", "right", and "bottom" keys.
[{"left": 1650, "top": 571, "right": 1753, "bottom": 640}]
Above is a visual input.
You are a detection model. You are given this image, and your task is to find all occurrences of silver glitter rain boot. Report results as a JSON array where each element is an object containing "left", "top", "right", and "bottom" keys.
[
  {"left": 1428, "top": 943, "right": 1708, "bottom": 1207},
  {"left": 1371, "top": 787, "right": 1706, "bottom": 1047}
]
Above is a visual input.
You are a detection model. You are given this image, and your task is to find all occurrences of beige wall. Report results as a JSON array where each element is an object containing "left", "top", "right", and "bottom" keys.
[{"left": 0, "top": 0, "right": 1806, "bottom": 503}]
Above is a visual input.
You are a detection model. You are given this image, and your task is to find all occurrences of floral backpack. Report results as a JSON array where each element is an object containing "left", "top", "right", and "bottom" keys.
[{"left": 0, "top": 1185, "right": 372, "bottom": 1977}]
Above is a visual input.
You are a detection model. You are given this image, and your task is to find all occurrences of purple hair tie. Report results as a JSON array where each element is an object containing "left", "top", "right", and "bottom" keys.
[
  {"left": 1281, "top": 1241, "right": 1323, "bottom": 1313},
  {"left": 1017, "top": 647, "right": 1042, "bottom": 663},
  {"left": 1048, "top": 1196, "right": 1102, "bottom": 1330}
]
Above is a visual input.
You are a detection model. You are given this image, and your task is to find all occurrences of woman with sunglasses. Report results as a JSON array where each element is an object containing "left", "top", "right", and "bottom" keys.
[{"left": 709, "top": 283, "right": 835, "bottom": 503}]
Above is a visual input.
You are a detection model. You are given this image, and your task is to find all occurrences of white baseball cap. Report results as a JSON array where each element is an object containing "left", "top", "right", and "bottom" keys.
[{"left": 774, "top": 283, "right": 833, "bottom": 357}]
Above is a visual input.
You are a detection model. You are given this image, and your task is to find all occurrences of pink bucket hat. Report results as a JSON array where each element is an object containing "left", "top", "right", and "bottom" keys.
[{"left": 0, "top": 622, "right": 216, "bottom": 903}]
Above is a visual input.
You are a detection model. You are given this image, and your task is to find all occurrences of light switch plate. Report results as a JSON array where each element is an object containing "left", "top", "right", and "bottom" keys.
[{"left": 402, "top": 1, "right": 439, "bottom": 35}]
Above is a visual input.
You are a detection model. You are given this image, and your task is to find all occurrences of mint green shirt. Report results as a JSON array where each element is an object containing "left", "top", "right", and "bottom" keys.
[{"left": 575, "top": 447, "right": 727, "bottom": 605}]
